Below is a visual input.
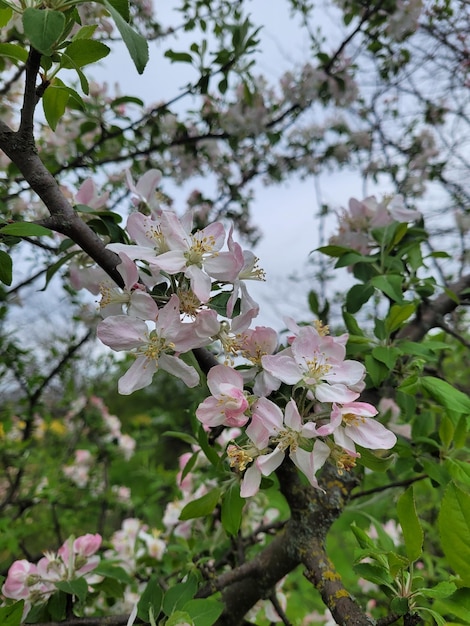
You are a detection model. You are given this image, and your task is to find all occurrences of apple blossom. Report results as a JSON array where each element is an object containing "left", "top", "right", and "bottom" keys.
[
  {"left": 99, "top": 252, "right": 158, "bottom": 319},
  {"left": 155, "top": 211, "right": 241, "bottom": 302},
  {"left": 262, "top": 325, "right": 365, "bottom": 403},
  {"left": 316, "top": 402, "right": 397, "bottom": 452},
  {"left": 196, "top": 364, "right": 250, "bottom": 427},
  {"left": 97, "top": 295, "right": 205, "bottom": 394},
  {"left": 233, "top": 398, "right": 331, "bottom": 497}
]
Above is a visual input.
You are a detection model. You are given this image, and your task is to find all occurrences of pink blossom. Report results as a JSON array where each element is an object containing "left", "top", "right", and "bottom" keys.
[
  {"left": 226, "top": 227, "right": 264, "bottom": 318},
  {"left": 2, "top": 560, "right": 38, "bottom": 600},
  {"left": 97, "top": 295, "right": 202, "bottom": 394},
  {"left": 262, "top": 326, "right": 364, "bottom": 403},
  {"left": 196, "top": 365, "right": 249, "bottom": 427},
  {"left": 240, "top": 398, "right": 330, "bottom": 497},
  {"left": 75, "top": 177, "right": 109, "bottom": 209},
  {"left": 125, "top": 169, "right": 162, "bottom": 210},
  {"left": 73, "top": 533, "right": 102, "bottom": 558},
  {"left": 156, "top": 212, "right": 240, "bottom": 302},
  {"left": 239, "top": 326, "right": 280, "bottom": 396},
  {"left": 317, "top": 402, "right": 397, "bottom": 452},
  {"left": 99, "top": 252, "right": 158, "bottom": 319}
]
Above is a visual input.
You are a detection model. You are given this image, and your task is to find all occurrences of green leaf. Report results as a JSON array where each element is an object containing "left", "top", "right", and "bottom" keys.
[
  {"left": 308, "top": 289, "right": 320, "bottom": 316},
  {"left": 385, "top": 302, "right": 416, "bottom": 334},
  {"left": 179, "top": 488, "right": 221, "bottom": 521},
  {"left": 55, "top": 577, "right": 88, "bottom": 603},
  {"left": 107, "top": 0, "right": 129, "bottom": 21},
  {"left": 102, "top": 0, "right": 148, "bottom": 74},
  {"left": 342, "top": 310, "right": 365, "bottom": 336},
  {"left": 47, "top": 590, "right": 66, "bottom": 621},
  {"left": 397, "top": 486, "right": 423, "bottom": 561},
  {"left": 317, "top": 244, "right": 356, "bottom": 257},
  {"left": 61, "top": 40, "right": 110, "bottom": 68},
  {"left": 417, "top": 581, "right": 457, "bottom": 599},
  {"left": 22, "top": 8, "right": 65, "bottom": 55},
  {"left": 447, "top": 459, "right": 470, "bottom": 488},
  {"left": 163, "top": 431, "right": 199, "bottom": 446},
  {"left": 221, "top": 483, "right": 245, "bottom": 536},
  {"left": 421, "top": 376, "right": 470, "bottom": 421},
  {"left": 353, "top": 562, "right": 393, "bottom": 586},
  {"left": 162, "top": 576, "right": 198, "bottom": 616},
  {"left": 72, "top": 24, "right": 98, "bottom": 40},
  {"left": 0, "top": 250, "right": 12, "bottom": 285},
  {"left": 0, "top": 601, "right": 24, "bottom": 626},
  {"left": 434, "top": 588, "right": 470, "bottom": 621},
  {"left": 166, "top": 611, "right": 193, "bottom": 626},
  {"left": 1, "top": 222, "right": 52, "bottom": 237},
  {"left": 43, "top": 80, "right": 69, "bottom": 130},
  {"left": 390, "top": 596, "right": 409, "bottom": 615},
  {"left": 164, "top": 49, "right": 194, "bottom": 63},
  {"left": 350, "top": 522, "right": 376, "bottom": 550},
  {"left": 0, "top": 6, "right": 12, "bottom": 28},
  {"left": 137, "top": 575, "right": 163, "bottom": 621},
  {"left": 364, "top": 354, "right": 389, "bottom": 387},
  {"left": 371, "top": 346, "right": 401, "bottom": 370},
  {"left": 197, "top": 424, "right": 221, "bottom": 467},
  {"left": 369, "top": 274, "right": 404, "bottom": 302},
  {"left": 356, "top": 446, "right": 396, "bottom": 472},
  {"left": 93, "top": 562, "right": 133, "bottom": 584},
  {"left": 346, "top": 283, "right": 374, "bottom": 313},
  {"left": 439, "top": 482, "right": 470, "bottom": 584},
  {"left": 183, "top": 598, "right": 223, "bottom": 626},
  {"left": 0, "top": 43, "right": 28, "bottom": 64}
]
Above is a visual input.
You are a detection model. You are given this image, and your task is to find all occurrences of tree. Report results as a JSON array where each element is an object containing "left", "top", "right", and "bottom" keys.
[{"left": 1, "top": 1, "right": 470, "bottom": 625}]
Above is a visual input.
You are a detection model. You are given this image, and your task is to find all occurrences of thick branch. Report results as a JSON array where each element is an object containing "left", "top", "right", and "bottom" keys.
[
  {"left": 0, "top": 122, "right": 123, "bottom": 287},
  {"left": 20, "top": 48, "right": 42, "bottom": 137}
]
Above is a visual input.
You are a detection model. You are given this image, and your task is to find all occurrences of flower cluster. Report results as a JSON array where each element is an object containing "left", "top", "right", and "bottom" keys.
[
  {"left": 197, "top": 322, "right": 396, "bottom": 497},
  {"left": 329, "top": 194, "right": 421, "bottom": 254},
  {"left": 2, "top": 534, "right": 102, "bottom": 618},
  {"left": 71, "top": 172, "right": 397, "bottom": 498}
]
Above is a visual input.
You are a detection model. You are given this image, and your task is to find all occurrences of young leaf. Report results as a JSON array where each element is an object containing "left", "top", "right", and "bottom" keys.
[
  {"left": 385, "top": 302, "right": 416, "bottom": 334},
  {"left": 101, "top": 0, "right": 148, "bottom": 74},
  {"left": 1, "top": 222, "right": 52, "bottom": 237},
  {"left": 42, "top": 81, "right": 69, "bottom": 130},
  {"left": 221, "top": 483, "right": 245, "bottom": 536},
  {"left": 55, "top": 577, "right": 88, "bottom": 603},
  {"left": 179, "top": 488, "right": 221, "bottom": 520},
  {"left": 0, "top": 43, "right": 28, "bottom": 64},
  {"left": 22, "top": 8, "right": 65, "bottom": 55},
  {"left": 183, "top": 598, "right": 223, "bottom": 626},
  {"left": 162, "top": 576, "right": 198, "bottom": 616},
  {"left": 397, "top": 486, "right": 423, "bottom": 562},
  {"left": 61, "top": 40, "right": 110, "bottom": 68},
  {"left": 0, "top": 601, "right": 24, "bottom": 626},
  {"left": 137, "top": 575, "right": 163, "bottom": 621},
  {"left": 421, "top": 376, "right": 470, "bottom": 421},
  {"left": 0, "top": 250, "right": 12, "bottom": 285},
  {"left": 439, "top": 482, "right": 470, "bottom": 585}
]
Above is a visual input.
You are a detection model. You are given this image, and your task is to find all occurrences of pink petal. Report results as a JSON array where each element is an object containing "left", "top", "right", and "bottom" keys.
[
  {"left": 345, "top": 418, "right": 397, "bottom": 450},
  {"left": 240, "top": 464, "right": 262, "bottom": 498},
  {"left": 97, "top": 316, "right": 148, "bottom": 351},
  {"left": 262, "top": 352, "right": 301, "bottom": 385},
  {"left": 257, "top": 447, "right": 285, "bottom": 476},
  {"left": 118, "top": 357, "right": 157, "bottom": 395},
  {"left": 159, "top": 354, "right": 199, "bottom": 388}
]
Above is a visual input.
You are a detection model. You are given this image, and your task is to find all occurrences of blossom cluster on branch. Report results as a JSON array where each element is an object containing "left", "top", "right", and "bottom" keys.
[{"left": 68, "top": 170, "right": 400, "bottom": 503}]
